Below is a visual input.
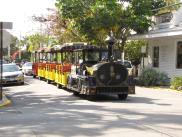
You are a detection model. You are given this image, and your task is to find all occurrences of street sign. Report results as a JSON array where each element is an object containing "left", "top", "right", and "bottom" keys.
[{"left": 1, "top": 22, "right": 13, "bottom": 29}]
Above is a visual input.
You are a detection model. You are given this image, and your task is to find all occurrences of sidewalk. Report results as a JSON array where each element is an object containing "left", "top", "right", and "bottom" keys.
[{"left": 0, "top": 93, "right": 12, "bottom": 107}]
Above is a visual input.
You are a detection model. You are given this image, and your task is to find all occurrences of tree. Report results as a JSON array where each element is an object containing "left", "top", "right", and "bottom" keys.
[
  {"left": 55, "top": 0, "right": 165, "bottom": 46},
  {"left": 55, "top": 0, "right": 126, "bottom": 46},
  {"left": 152, "top": 0, "right": 181, "bottom": 14},
  {"left": 165, "top": 0, "right": 180, "bottom": 5},
  {"left": 32, "top": 9, "right": 85, "bottom": 44},
  {"left": 10, "top": 36, "right": 19, "bottom": 56},
  {"left": 124, "top": 40, "right": 147, "bottom": 65},
  {"left": 20, "top": 33, "right": 58, "bottom": 53}
]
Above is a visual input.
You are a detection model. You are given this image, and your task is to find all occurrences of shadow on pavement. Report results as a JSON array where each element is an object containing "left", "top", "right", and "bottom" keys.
[{"left": 0, "top": 87, "right": 181, "bottom": 137}]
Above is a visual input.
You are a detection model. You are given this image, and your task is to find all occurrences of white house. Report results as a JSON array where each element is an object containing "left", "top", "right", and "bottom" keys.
[
  {"left": 0, "top": 22, "right": 13, "bottom": 58},
  {"left": 131, "top": 4, "right": 182, "bottom": 78},
  {"left": 2, "top": 30, "right": 13, "bottom": 58}
]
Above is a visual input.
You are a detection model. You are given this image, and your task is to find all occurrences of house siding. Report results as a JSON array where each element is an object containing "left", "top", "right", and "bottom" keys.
[
  {"left": 147, "top": 37, "right": 182, "bottom": 78},
  {"left": 133, "top": 4, "right": 182, "bottom": 78},
  {"left": 172, "top": 6, "right": 182, "bottom": 26},
  {"left": 174, "top": 40, "right": 182, "bottom": 77}
]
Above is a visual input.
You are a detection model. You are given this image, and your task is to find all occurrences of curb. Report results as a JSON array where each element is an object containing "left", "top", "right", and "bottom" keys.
[
  {"left": 138, "top": 86, "right": 182, "bottom": 93},
  {"left": 0, "top": 93, "right": 12, "bottom": 108}
]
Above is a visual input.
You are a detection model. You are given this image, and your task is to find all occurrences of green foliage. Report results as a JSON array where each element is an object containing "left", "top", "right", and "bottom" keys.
[
  {"left": 123, "top": 0, "right": 166, "bottom": 34},
  {"left": 165, "top": 0, "right": 180, "bottom": 5},
  {"left": 139, "top": 68, "right": 169, "bottom": 86},
  {"left": 124, "top": 40, "right": 147, "bottom": 65},
  {"left": 21, "top": 52, "right": 31, "bottom": 61},
  {"left": 156, "top": 72, "right": 170, "bottom": 85},
  {"left": 154, "top": 0, "right": 181, "bottom": 14},
  {"left": 20, "top": 34, "right": 57, "bottom": 53},
  {"left": 10, "top": 36, "right": 19, "bottom": 55},
  {"left": 26, "top": 34, "right": 49, "bottom": 52},
  {"left": 171, "top": 77, "right": 182, "bottom": 90},
  {"left": 55, "top": 0, "right": 166, "bottom": 48},
  {"left": 56, "top": 0, "right": 123, "bottom": 45}
]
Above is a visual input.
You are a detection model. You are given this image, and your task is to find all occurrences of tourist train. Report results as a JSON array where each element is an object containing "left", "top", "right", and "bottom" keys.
[{"left": 32, "top": 42, "right": 135, "bottom": 100}]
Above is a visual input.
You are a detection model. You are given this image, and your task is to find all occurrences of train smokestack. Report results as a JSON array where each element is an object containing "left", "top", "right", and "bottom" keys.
[{"left": 105, "top": 31, "right": 116, "bottom": 62}]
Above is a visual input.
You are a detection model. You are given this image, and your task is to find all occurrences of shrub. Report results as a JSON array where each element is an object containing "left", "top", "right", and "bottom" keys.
[
  {"left": 171, "top": 77, "right": 182, "bottom": 91},
  {"left": 139, "top": 68, "right": 170, "bottom": 86},
  {"left": 156, "top": 71, "right": 170, "bottom": 86}
]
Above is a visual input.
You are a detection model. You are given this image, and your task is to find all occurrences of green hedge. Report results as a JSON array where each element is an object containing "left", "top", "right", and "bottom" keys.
[
  {"left": 139, "top": 68, "right": 170, "bottom": 86},
  {"left": 171, "top": 77, "right": 182, "bottom": 91}
]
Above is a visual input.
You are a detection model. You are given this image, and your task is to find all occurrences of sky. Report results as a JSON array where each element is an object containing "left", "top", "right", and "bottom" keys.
[
  {"left": 1, "top": 0, "right": 182, "bottom": 38},
  {"left": 0, "top": 0, "right": 56, "bottom": 37}
]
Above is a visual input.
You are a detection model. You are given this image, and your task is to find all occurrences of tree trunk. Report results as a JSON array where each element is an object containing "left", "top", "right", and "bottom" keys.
[
  {"left": 119, "top": 40, "right": 126, "bottom": 63},
  {"left": 121, "top": 51, "right": 125, "bottom": 62}
]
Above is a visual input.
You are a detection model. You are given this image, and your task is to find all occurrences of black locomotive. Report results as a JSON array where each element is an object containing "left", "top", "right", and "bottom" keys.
[{"left": 66, "top": 44, "right": 135, "bottom": 100}]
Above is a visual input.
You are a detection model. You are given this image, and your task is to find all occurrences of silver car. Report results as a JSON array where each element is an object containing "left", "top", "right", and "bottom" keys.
[
  {"left": 117, "top": 60, "right": 134, "bottom": 76},
  {"left": 1, "top": 64, "right": 24, "bottom": 85},
  {"left": 22, "top": 62, "right": 33, "bottom": 75}
]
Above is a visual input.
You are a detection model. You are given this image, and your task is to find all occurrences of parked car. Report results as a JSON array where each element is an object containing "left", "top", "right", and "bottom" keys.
[
  {"left": 117, "top": 60, "right": 134, "bottom": 76},
  {"left": 22, "top": 62, "right": 33, "bottom": 75},
  {"left": 1, "top": 64, "right": 24, "bottom": 85}
]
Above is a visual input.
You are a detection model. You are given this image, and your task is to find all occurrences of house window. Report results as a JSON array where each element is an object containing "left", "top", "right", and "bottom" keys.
[
  {"left": 153, "top": 46, "right": 159, "bottom": 67},
  {"left": 156, "top": 12, "right": 173, "bottom": 24},
  {"left": 177, "top": 42, "right": 182, "bottom": 69}
]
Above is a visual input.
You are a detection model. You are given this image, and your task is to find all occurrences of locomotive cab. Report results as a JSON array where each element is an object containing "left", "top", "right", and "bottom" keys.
[{"left": 70, "top": 47, "right": 101, "bottom": 75}]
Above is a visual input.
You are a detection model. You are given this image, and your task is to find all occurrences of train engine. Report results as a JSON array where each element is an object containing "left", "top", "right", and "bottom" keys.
[{"left": 67, "top": 44, "right": 135, "bottom": 100}]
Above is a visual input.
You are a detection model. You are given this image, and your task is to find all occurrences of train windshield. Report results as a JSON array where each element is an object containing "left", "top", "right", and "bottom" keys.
[
  {"left": 85, "top": 51, "right": 100, "bottom": 62},
  {"left": 101, "top": 50, "right": 121, "bottom": 60}
]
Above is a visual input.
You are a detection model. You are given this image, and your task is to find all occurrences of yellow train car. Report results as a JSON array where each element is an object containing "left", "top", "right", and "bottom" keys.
[
  {"left": 53, "top": 43, "right": 86, "bottom": 88},
  {"left": 37, "top": 48, "right": 47, "bottom": 80}
]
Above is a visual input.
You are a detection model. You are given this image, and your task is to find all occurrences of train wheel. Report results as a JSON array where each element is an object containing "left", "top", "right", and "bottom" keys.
[
  {"left": 47, "top": 79, "right": 51, "bottom": 84},
  {"left": 20, "top": 82, "right": 24, "bottom": 85},
  {"left": 38, "top": 77, "right": 42, "bottom": 80},
  {"left": 86, "top": 95, "right": 95, "bottom": 101},
  {"left": 73, "top": 91, "right": 79, "bottom": 96},
  {"left": 57, "top": 83, "right": 62, "bottom": 89},
  {"left": 33, "top": 75, "right": 36, "bottom": 78},
  {"left": 118, "top": 94, "right": 128, "bottom": 100}
]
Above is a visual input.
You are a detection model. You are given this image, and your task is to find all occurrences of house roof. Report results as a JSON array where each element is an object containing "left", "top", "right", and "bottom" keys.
[
  {"left": 2, "top": 30, "right": 13, "bottom": 48},
  {"left": 130, "top": 27, "right": 182, "bottom": 40},
  {"left": 130, "top": 3, "right": 182, "bottom": 40}
]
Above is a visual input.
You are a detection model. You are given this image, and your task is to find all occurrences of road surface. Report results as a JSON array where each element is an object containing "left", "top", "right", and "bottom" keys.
[{"left": 1, "top": 76, "right": 182, "bottom": 137}]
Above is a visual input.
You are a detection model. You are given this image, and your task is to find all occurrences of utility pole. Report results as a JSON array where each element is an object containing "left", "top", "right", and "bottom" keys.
[
  {"left": 19, "top": 32, "right": 21, "bottom": 60},
  {"left": 0, "top": 22, "right": 3, "bottom": 100},
  {"left": 0, "top": 22, "right": 12, "bottom": 100},
  {"left": 8, "top": 44, "right": 11, "bottom": 59},
  {"left": 141, "top": 46, "right": 147, "bottom": 69}
]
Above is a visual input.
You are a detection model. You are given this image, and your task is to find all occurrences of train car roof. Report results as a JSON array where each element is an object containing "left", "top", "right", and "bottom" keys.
[
  {"left": 34, "top": 42, "right": 110, "bottom": 53},
  {"left": 52, "top": 43, "right": 100, "bottom": 52},
  {"left": 37, "top": 47, "right": 48, "bottom": 53},
  {"left": 73, "top": 46, "right": 100, "bottom": 51}
]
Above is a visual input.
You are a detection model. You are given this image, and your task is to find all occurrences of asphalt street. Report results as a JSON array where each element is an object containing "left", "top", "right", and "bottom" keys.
[{"left": 0, "top": 76, "right": 182, "bottom": 137}]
